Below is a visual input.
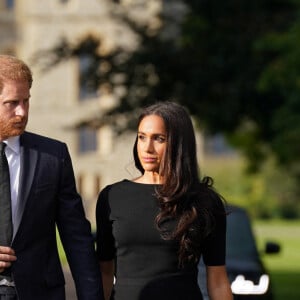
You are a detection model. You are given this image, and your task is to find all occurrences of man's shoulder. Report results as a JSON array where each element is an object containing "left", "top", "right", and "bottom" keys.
[
  {"left": 20, "top": 131, "right": 67, "bottom": 153},
  {"left": 21, "top": 131, "right": 66, "bottom": 146}
]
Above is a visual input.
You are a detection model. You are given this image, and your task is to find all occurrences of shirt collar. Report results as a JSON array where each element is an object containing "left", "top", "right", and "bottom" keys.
[{"left": 4, "top": 136, "right": 21, "bottom": 155}]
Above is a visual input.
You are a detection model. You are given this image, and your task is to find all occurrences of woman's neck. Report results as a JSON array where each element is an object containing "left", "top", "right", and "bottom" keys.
[{"left": 135, "top": 171, "right": 164, "bottom": 184}]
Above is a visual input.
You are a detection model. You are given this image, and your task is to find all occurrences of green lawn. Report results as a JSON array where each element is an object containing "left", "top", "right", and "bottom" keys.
[{"left": 253, "top": 220, "right": 300, "bottom": 300}]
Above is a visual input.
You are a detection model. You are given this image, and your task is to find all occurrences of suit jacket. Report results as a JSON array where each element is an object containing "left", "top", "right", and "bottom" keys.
[{"left": 10, "top": 131, "right": 103, "bottom": 300}]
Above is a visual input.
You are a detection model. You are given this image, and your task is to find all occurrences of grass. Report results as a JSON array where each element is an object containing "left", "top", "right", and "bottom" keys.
[
  {"left": 253, "top": 220, "right": 300, "bottom": 300},
  {"left": 57, "top": 231, "right": 67, "bottom": 265}
]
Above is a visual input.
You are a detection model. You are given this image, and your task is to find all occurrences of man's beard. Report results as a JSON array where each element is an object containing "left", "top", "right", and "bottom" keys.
[{"left": 0, "top": 116, "right": 27, "bottom": 139}]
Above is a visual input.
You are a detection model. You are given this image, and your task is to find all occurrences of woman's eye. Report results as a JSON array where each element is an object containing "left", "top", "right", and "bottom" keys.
[
  {"left": 138, "top": 134, "right": 146, "bottom": 141},
  {"left": 156, "top": 136, "right": 166, "bottom": 143}
]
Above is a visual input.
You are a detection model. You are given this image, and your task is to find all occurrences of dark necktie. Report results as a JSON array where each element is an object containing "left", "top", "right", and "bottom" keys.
[{"left": 0, "top": 142, "right": 13, "bottom": 246}]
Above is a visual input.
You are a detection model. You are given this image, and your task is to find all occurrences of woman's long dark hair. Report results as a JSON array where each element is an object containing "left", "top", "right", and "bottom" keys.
[{"left": 133, "top": 101, "right": 222, "bottom": 266}]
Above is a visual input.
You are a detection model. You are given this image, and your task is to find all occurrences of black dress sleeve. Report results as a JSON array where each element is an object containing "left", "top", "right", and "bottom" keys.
[
  {"left": 202, "top": 194, "right": 227, "bottom": 266},
  {"left": 96, "top": 185, "right": 116, "bottom": 261}
]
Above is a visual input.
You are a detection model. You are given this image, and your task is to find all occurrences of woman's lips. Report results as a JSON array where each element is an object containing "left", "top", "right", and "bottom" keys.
[{"left": 142, "top": 157, "right": 157, "bottom": 163}]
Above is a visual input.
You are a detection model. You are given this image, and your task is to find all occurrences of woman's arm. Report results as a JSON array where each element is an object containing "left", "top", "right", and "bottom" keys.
[
  {"left": 206, "top": 265, "right": 233, "bottom": 300},
  {"left": 100, "top": 260, "right": 115, "bottom": 300}
]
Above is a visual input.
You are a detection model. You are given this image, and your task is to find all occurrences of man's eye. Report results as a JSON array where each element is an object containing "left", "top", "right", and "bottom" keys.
[{"left": 5, "top": 101, "right": 17, "bottom": 107}]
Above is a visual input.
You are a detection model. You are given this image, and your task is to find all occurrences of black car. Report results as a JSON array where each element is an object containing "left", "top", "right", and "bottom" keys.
[{"left": 198, "top": 205, "right": 280, "bottom": 299}]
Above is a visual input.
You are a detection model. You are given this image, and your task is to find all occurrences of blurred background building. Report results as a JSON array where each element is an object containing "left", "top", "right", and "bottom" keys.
[
  {"left": 1, "top": 0, "right": 196, "bottom": 224},
  {"left": 0, "top": 0, "right": 229, "bottom": 224},
  {"left": 0, "top": 0, "right": 15, "bottom": 54}
]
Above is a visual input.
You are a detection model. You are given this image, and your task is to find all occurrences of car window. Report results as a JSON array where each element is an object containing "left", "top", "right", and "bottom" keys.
[{"left": 226, "top": 207, "right": 259, "bottom": 259}]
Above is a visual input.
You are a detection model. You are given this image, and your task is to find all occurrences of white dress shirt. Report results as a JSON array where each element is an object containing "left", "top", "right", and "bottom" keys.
[{"left": 4, "top": 136, "right": 21, "bottom": 230}]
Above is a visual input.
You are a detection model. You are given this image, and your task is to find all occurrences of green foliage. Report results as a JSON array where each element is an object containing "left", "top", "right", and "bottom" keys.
[
  {"left": 180, "top": 0, "right": 299, "bottom": 173},
  {"left": 33, "top": 0, "right": 299, "bottom": 161},
  {"left": 33, "top": 0, "right": 300, "bottom": 217},
  {"left": 256, "top": 19, "right": 300, "bottom": 176},
  {"left": 203, "top": 154, "right": 300, "bottom": 218}
]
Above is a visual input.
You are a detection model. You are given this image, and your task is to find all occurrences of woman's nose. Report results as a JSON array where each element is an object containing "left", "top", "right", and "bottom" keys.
[{"left": 144, "top": 139, "right": 154, "bottom": 152}]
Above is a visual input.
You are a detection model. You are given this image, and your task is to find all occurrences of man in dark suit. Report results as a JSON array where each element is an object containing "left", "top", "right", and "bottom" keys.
[{"left": 0, "top": 54, "right": 104, "bottom": 299}]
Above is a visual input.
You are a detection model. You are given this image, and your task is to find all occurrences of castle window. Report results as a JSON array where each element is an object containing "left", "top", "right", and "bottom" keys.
[
  {"left": 6, "top": 0, "right": 14, "bottom": 9},
  {"left": 79, "top": 54, "right": 98, "bottom": 100},
  {"left": 78, "top": 126, "right": 97, "bottom": 153}
]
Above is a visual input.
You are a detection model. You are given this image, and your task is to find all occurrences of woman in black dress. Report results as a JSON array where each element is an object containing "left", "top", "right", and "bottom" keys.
[{"left": 96, "top": 101, "right": 233, "bottom": 300}]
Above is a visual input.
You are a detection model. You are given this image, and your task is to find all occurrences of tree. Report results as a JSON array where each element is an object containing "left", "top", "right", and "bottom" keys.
[{"left": 32, "top": 0, "right": 300, "bottom": 215}]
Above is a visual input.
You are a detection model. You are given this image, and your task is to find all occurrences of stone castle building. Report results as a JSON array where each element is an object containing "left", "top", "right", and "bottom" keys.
[
  {"left": 1, "top": 0, "right": 208, "bottom": 225},
  {"left": 0, "top": 0, "right": 167, "bottom": 224}
]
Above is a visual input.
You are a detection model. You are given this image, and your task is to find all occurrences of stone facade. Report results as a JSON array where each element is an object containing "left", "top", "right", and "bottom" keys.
[
  {"left": 0, "top": 0, "right": 163, "bottom": 224},
  {"left": 0, "top": 1, "right": 15, "bottom": 54},
  {"left": 1, "top": 0, "right": 204, "bottom": 225}
]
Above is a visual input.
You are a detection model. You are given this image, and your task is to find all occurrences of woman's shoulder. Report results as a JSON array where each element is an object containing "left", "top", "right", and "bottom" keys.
[
  {"left": 99, "top": 179, "right": 130, "bottom": 193},
  {"left": 107, "top": 179, "right": 129, "bottom": 188},
  {"left": 100, "top": 179, "right": 156, "bottom": 194},
  {"left": 190, "top": 180, "right": 226, "bottom": 213},
  {"left": 96, "top": 180, "right": 130, "bottom": 207}
]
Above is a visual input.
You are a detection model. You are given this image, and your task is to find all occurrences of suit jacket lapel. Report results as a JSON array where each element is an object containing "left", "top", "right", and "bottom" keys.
[{"left": 13, "top": 133, "right": 38, "bottom": 239}]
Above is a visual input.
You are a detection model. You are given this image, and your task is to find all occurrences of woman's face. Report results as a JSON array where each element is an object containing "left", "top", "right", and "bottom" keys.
[{"left": 137, "top": 114, "right": 167, "bottom": 174}]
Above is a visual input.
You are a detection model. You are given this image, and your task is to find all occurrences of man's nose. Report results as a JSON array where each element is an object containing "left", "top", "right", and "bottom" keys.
[{"left": 16, "top": 103, "right": 27, "bottom": 116}]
